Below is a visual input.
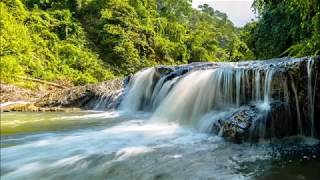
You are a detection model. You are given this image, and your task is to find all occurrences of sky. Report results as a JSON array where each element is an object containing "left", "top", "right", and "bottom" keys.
[{"left": 192, "top": 0, "right": 257, "bottom": 27}]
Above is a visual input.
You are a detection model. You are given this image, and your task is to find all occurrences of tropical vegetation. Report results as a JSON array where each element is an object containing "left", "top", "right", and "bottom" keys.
[{"left": 1, "top": 0, "right": 319, "bottom": 87}]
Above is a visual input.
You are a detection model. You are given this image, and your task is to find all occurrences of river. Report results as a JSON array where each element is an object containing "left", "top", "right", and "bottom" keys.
[{"left": 1, "top": 111, "right": 319, "bottom": 180}]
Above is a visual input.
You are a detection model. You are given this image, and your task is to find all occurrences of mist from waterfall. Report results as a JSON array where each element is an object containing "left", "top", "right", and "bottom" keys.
[{"left": 117, "top": 57, "right": 318, "bottom": 139}]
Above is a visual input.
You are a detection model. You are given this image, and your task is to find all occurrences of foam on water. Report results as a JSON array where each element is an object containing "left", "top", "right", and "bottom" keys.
[
  {"left": 1, "top": 114, "right": 235, "bottom": 179},
  {"left": 2, "top": 57, "right": 319, "bottom": 179},
  {"left": 115, "top": 146, "right": 154, "bottom": 161},
  {"left": 2, "top": 110, "right": 319, "bottom": 179}
]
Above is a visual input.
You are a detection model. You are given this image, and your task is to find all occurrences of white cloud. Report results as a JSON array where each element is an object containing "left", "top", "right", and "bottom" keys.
[{"left": 192, "top": 0, "right": 257, "bottom": 27}]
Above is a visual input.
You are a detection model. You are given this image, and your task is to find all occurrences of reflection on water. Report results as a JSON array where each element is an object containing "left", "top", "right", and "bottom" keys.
[{"left": 1, "top": 112, "right": 320, "bottom": 180}]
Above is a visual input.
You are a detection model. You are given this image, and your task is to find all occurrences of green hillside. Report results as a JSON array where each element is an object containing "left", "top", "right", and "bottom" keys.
[{"left": 0, "top": 0, "right": 252, "bottom": 86}]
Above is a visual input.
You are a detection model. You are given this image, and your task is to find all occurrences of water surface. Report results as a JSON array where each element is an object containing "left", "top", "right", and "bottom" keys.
[{"left": 1, "top": 112, "right": 319, "bottom": 180}]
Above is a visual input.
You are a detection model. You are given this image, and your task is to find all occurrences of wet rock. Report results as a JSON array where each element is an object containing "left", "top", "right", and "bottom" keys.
[
  {"left": 212, "top": 105, "right": 258, "bottom": 142},
  {"left": 35, "top": 79, "right": 125, "bottom": 110},
  {"left": 212, "top": 102, "right": 291, "bottom": 142},
  {"left": 155, "top": 66, "right": 175, "bottom": 77}
]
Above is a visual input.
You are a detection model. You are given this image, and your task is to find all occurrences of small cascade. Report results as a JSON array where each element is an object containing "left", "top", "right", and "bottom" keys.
[
  {"left": 117, "top": 56, "right": 319, "bottom": 141},
  {"left": 254, "top": 70, "right": 261, "bottom": 101},
  {"left": 263, "top": 69, "right": 274, "bottom": 105},
  {"left": 307, "top": 58, "right": 316, "bottom": 136},
  {"left": 94, "top": 95, "right": 109, "bottom": 110},
  {"left": 151, "top": 67, "right": 277, "bottom": 129},
  {"left": 152, "top": 69, "right": 219, "bottom": 124},
  {"left": 290, "top": 80, "right": 303, "bottom": 135},
  {"left": 235, "top": 69, "right": 242, "bottom": 107},
  {"left": 151, "top": 77, "right": 179, "bottom": 110},
  {"left": 119, "top": 68, "right": 155, "bottom": 112},
  {"left": 255, "top": 69, "right": 275, "bottom": 140}
]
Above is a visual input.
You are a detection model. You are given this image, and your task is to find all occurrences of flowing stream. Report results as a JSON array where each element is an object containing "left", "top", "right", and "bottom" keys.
[
  {"left": 1, "top": 112, "right": 320, "bottom": 180},
  {"left": 1, "top": 57, "right": 319, "bottom": 179}
]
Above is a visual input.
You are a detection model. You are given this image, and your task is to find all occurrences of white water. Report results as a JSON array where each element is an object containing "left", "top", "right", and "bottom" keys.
[
  {"left": 153, "top": 69, "right": 222, "bottom": 124},
  {"left": 2, "top": 58, "right": 319, "bottom": 179},
  {"left": 117, "top": 56, "right": 318, "bottom": 140},
  {"left": 1, "top": 112, "right": 255, "bottom": 179},
  {"left": 291, "top": 80, "right": 303, "bottom": 135},
  {"left": 2, "top": 112, "right": 319, "bottom": 179},
  {"left": 307, "top": 58, "right": 316, "bottom": 136},
  {"left": 263, "top": 69, "right": 274, "bottom": 106},
  {"left": 119, "top": 68, "right": 155, "bottom": 112},
  {"left": 151, "top": 77, "right": 179, "bottom": 110},
  {"left": 255, "top": 70, "right": 261, "bottom": 101},
  {"left": 150, "top": 67, "right": 277, "bottom": 133},
  {"left": 116, "top": 66, "right": 279, "bottom": 139}
]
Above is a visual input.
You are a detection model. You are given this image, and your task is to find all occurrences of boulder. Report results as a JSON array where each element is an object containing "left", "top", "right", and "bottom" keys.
[{"left": 212, "top": 102, "right": 292, "bottom": 142}]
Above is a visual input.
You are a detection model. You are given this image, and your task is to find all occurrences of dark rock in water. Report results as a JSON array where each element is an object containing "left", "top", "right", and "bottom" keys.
[
  {"left": 155, "top": 66, "right": 175, "bottom": 77},
  {"left": 35, "top": 79, "right": 125, "bottom": 110},
  {"left": 212, "top": 105, "right": 258, "bottom": 142},
  {"left": 212, "top": 102, "right": 292, "bottom": 142}
]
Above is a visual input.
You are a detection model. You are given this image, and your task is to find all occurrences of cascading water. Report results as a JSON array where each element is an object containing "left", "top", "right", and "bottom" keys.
[
  {"left": 2, "top": 57, "right": 319, "bottom": 180},
  {"left": 153, "top": 69, "right": 227, "bottom": 124},
  {"left": 290, "top": 80, "right": 303, "bottom": 135},
  {"left": 254, "top": 70, "right": 261, "bottom": 101},
  {"left": 118, "top": 57, "right": 319, "bottom": 140},
  {"left": 235, "top": 69, "right": 243, "bottom": 107},
  {"left": 119, "top": 68, "right": 155, "bottom": 112},
  {"left": 307, "top": 58, "right": 317, "bottom": 137},
  {"left": 151, "top": 77, "right": 179, "bottom": 110}
]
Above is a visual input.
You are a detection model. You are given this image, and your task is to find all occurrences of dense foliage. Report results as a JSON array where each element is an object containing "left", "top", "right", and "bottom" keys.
[
  {"left": 1, "top": 0, "right": 115, "bottom": 86},
  {"left": 3, "top": 0, "right": 317, "bottom": 86},
  {"left": 77, "top": 0, "right": 253, "bottom": 74},
  {"left": 241, "top": 0, "right": 320, "bottom": 59},
  {"left": 1, "top": 0, "right": 252, "bottom": 86}
]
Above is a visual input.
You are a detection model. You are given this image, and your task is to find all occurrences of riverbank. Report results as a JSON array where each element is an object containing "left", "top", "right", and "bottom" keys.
[{"left": 0, "top": 78, "right": 125, "bottom": 112}]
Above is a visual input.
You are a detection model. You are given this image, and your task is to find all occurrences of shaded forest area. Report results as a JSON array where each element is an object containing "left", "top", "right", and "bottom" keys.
[{"left": 1, "top": 0, "right": 319, "bottom": 87}]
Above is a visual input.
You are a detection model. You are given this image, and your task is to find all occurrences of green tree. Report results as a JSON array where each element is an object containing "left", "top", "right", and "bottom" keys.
[{"left": 244, "top": 0, "right": 320, "bottom": 58}]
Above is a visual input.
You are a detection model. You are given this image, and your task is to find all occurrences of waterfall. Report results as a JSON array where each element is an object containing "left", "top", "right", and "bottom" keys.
[
  {"left": 151, "top": 77, "right": 179, "bottom": 110},
  {"left": 307, "top": 58, "right": 316, "bottom": 136},
  {"left": 235, "top": 69, "right": 242, "bottom": 107},
  {"left": 119, "top": 68, "right": 155, "bottom": 112},
  {"left": 152, "top": 69, "right": 220, "bottom": 124},
  {"left": 151, "top": 67, "right": 276, "bottom": 126},
  {"left": 290, "top": 80, "right": 302, "bottom": 135},
  {"left": 118, "top": 57, "right": 319, "bottom": 140},
  {"left": 254, "top": 70, "right": 261, "bottom": 101},
  {"left": 260, "top": 69, "right": 274, "bottom": 110}
]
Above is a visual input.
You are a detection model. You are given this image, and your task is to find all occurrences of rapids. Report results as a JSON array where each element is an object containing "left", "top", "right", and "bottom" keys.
[
  {"left": 1, "top": 56, "right": 320, "bottom": 179},
  {"left": 119, "top": 57, "right": 319, "bottom": 140},
  {"left": 1, "top": 112, "right": 320, "bottom": 179}
]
